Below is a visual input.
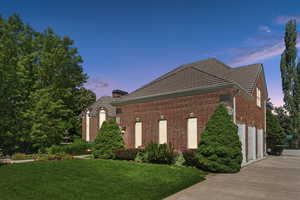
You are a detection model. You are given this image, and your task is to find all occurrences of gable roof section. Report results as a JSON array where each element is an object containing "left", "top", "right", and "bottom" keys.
[
  {"left": 84, "top": 96, "right": 116, "bottom": 117},
  {"left": 115, "top": 58, "right": 267, "bottom": 104},
  {"left": 224, "top": 63, "right": 262, "bottom": 94}
]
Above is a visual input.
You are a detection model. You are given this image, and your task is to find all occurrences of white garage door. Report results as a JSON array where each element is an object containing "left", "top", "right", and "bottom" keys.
[
  {"left": 135, "top": 122, "right": 142, "bottom": 148},
  {"left": 248, "top": 126, "right": 256, "bottom": 161},
  {"left": 187, "top": 118, "right": 197, "bottom": 149},
  {"left": 238, "top": 124, "right": 246, "bottom": 164},
  {"left": 257, "top": 129, "right": 264, "bottom": 159}
]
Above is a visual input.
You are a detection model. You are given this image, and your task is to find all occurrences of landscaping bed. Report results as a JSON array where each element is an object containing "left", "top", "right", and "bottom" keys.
[{"left": 0, "top": 159, "right": 205, "bottom": 200}]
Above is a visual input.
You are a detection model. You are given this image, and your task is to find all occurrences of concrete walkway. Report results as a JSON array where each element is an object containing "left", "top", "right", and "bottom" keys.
[{"left": 166, "top": 156, "right": 300, "bottom": 200}]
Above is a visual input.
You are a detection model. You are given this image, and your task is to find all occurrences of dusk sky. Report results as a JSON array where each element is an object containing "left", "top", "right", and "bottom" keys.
[{"left": 3, "top": 0, "right": 300, "bottom": 106}]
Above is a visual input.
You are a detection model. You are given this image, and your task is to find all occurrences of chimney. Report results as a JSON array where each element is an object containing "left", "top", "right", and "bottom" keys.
[{"left": 112, "top": 89, "right": 128, "bottom": 98}]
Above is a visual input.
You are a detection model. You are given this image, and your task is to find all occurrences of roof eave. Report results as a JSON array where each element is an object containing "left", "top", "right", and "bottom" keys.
[{"left": 113, "top": 83, "right": 236, "bottom": 106}]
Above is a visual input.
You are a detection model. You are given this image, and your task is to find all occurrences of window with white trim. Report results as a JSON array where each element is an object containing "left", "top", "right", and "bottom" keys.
[
  {"left": 159, "top": 120, "right": 167, "bottom": 144},
  {"left": 256, "top": 88, "right": 261, "bottom": 107},
  {"left": 187, "top": 118, "right": 198, "bottom": 149},
  {"left": 135, "top": 121, "right": 142, "bottom": 148}
]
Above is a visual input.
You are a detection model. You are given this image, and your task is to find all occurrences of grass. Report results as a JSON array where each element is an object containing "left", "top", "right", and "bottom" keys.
[{"left": 0, "top": 159, "right": 206, "bottom": 200}]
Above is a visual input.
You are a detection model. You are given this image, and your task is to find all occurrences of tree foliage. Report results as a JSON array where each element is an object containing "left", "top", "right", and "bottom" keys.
[
  {"left": 196, "top": 104, "right": 242, "bottom": 173},
  {"left": 0, "top": 14, "right": 96, "bottom": 154},
  {"left": 92, "top": 120, "right": 124, "bottom": 159},
  {"left": 280, "top": 19, "right": 300, "bottom": 144},
  {"left": 266, "top": 109, "right": 286, "bottom": 154}
]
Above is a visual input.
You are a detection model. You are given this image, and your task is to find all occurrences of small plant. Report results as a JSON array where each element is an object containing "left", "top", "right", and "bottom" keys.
[
  {"left": 92, "top": 120, "right": 124, "bottom": 159},
  {"left": 115, "top": 148, "right": 141, "bottom": 160},
  {"left": 174, "top": 152, "right": 185, "bottom": 167},
  {"left": 182, "top": 149, "right": 199, "bottom": 167},
  {"left": 143, "top": 142, "right": 175, "bottom": 164}
]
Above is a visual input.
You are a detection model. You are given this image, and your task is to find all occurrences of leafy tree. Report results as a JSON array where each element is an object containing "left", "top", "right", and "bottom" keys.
[
  {"left": 23, "top": 88, "right": 72, "bottom": 151},
  {"left": 196, "top": 104, "right": 242, "bottom": 173},
  {"left": 274, "top": 107, "right": 293, "bottom": 136},
  {"left": 92, "top": 120, "right": 124, "bottom": 159},
  {"left": 266, "top": 109, "right": 286, "bottom": 155},
  {"left": 0, "top": 14, "right": 95, "bottom": 154}
]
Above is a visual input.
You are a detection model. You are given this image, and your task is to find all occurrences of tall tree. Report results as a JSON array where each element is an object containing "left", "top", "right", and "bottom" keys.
[{"left": 280, "top": 19, "right": 299, "bottom": 147}]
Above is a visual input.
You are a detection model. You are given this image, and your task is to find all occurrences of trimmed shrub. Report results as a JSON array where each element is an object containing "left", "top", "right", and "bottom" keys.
[
  {"left": 92, "top": 119, "right": 124, "bottom": 159},
  {"left": 143, "top": 142, "right": 175, "bottom": 164},
  {"left": 64, "top": 139, "right": 89, "bottom": 155},
  {"left": 182, "top": 149, "right": 199, "bottom": 167},
  {"left": 115, "top": 149, "right": 140, "bottom": 160},
  {"left": 197, "top": 104, "right": 242, "bottom": 173}
]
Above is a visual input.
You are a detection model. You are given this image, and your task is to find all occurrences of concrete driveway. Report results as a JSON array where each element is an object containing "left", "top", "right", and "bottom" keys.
[{"left": 166, "top": 156, "right": 300, "bottom": 200}]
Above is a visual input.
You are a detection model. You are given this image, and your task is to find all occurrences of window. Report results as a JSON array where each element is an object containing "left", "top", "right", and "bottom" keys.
[
  {"left": 159, "top": 120, "right": 167, "bottom": 144},
  {"left": 187, "top": 118, "right": 197, "bottom": 149},
  {"left": 99, "top": 109, "right": 106, "bottom": 129},
  {"left": 86, "top": 111, "right": 90, "bottom": 142},
  {"left": 135, "top": 122, "right": 142, "bottom": 148},
  {"left": 256, "top": 88, "right": 261, "bottom": 107}
]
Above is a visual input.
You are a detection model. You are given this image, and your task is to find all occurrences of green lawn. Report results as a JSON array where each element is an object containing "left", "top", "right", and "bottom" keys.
[{"left": 0, "top": 159, "right": 206, "bottom": 200}]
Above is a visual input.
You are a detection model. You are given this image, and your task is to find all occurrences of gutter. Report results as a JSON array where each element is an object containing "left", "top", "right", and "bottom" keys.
[{"left": 113, "top": 83, "right": 236, "bottom": 106}]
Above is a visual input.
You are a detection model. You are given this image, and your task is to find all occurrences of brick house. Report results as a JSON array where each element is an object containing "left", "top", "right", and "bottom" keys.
[{"left": 82, "top": 58, "right": 268, "bottom": 165}]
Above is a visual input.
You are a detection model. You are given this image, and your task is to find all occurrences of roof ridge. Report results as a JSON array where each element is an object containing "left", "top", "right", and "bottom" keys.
[{"left": 190, "top": 66, "right": 232, "bottom": 84}]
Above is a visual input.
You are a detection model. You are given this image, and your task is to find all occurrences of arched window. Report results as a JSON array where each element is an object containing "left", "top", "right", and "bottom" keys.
[{"left": 99, "top": 109, "right": 106, "bottom": 129}]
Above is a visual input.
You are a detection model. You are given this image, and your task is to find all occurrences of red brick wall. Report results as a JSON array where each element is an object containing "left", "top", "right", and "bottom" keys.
[
  {"left": 117, "top": 89, "right": 236, "bottom": 151},
  {"left": 235, "top": 73, "right": 266, "bottom": 129},
  {"left": 235, "top": 72, "right": 267, "bottom": 159}
]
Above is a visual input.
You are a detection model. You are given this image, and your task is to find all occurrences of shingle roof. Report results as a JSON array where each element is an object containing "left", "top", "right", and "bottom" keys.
[
  {"left": 116, "top": 58, "right": 264, "bottom": 104},
  {"left": 224, "top": 64, "right": 262, "bottom": 94},
  {"left": 85, "top": 96, "right": 116, "bottom": 117}
]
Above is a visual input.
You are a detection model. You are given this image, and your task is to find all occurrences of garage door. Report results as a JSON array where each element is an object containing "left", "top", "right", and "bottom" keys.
[
  {"left": 238, "top": 124, "right": 246, "bottom": 164},
  {"left": 257, "top": 129, "right": 264, "bottom": 159},
  {"left": 247, "top": 126, "right": 256, "bottom": 161}
]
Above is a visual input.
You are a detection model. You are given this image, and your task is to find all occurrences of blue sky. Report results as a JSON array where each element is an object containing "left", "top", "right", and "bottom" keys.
[{"left": 2, "top": 0, "right": 300, "bottom": 106}]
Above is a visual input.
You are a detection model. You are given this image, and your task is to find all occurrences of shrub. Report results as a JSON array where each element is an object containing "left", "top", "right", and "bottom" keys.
[
  {"left": 115, "top": 149, "right": 141, "bottom": 160},
  {"left": 134, "top": 151, "right": 144, "bottom": 162},
  {"left": 35, "top": 153, "right": 73, "bottom": 161},
  {"left": 64, "top": 139, "right": 89, "bottom": 155},
  {"left": 143, "top": 142, "right": 175, "bottom": 164},
  {"left": 46, "top": 145, "right": 65, "bottom": 155},
  {"left": 92, "top": 120, "right": 124, "bottom": 159},
  {"left": 182, "top": 149, "right": 199, "bottom": 167},
  {"left": 197, "top": 104, "right": 242, "bottom": 173},
  {"left": 174, "top": 152, "right": 185, "bottom": 167},
  {"left": 11, "top": 153, "right": 28, "bottom": 160},
  {"left": 266, "top": 109, "right": 286, "bottom": 155}
]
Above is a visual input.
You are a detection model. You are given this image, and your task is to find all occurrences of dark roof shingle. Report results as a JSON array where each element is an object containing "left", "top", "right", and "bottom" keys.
[{"left": 115, "top": 58, "right": 264, "bottom": 104}]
